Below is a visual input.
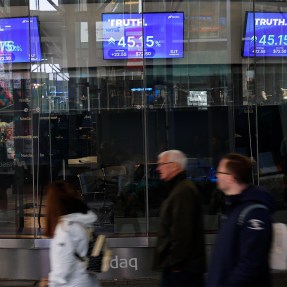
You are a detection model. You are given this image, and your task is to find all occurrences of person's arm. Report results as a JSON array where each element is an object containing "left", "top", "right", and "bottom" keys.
[
  {"left": 224, "top": 208, "right": 272, "bottom": 286},
  {"left": 49, "top": 226, "right": 78, "bottom": 285},
  {"left": 168, "top": 186, "right": 202, "bottom": 269}
]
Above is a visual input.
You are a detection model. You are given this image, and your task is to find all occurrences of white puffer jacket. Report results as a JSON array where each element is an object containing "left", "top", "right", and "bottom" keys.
[{"left": 49, "top": 210, "right": 100, "bottom": 287}]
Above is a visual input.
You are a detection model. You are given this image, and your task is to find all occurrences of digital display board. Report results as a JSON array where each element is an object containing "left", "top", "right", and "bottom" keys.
[
  {"left": 0, "top": 16, "right": 42, "bottom": 63},
  {"left": 187, "top": 91, "right": 208, "bottom": 107},
  {"left": 243, "top": 12, "right": 287, "bottom": 57},
  {"left": 102, "top": 12, "right": 184, "bottom": 59}
]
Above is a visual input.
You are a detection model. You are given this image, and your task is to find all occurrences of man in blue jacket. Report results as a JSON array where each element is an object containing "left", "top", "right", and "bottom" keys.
[{"left": 207, "top": 153, "right": 273, "bottom": 287}]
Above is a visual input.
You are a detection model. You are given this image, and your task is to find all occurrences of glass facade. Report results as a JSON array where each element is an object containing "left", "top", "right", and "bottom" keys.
[{"left": 0, "top": 0, "right": 286, "bottom": 239}]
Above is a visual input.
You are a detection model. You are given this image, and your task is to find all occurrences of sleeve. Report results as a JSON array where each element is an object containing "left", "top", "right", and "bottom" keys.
[
  {"left": 49, "top": 225, "right": 82, "bottom": 285},
  {"left": 168, "top": 186, "right": 202, "bottom": 268},
  {"left": 225, "top": 208, "right": 272, "bottom": 286},
  {"left": 72, "top": 223, "right": 89, "bottom": 258}
]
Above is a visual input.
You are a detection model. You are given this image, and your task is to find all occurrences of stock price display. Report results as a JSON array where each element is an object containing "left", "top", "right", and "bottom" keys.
[
  {"left": 0, "top": 17, "right": 42, "bottom": 63},
  {"left": 102, "top": 13, "right": 184, "bottom": 60},
  {"left": 243, "top": 12, "right": 287, "bottom": 57}
]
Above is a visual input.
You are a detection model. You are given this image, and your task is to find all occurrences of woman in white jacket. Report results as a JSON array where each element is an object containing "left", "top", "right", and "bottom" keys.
[{"left": 46, "top": 180, "right": 101, "bottom": 287}]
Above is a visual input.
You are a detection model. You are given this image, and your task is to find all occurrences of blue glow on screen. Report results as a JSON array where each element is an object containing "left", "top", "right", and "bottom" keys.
[
  {"left": 102, "top": 12, "right": 184, "bottom": 59},
  {"left": 243, "top": 12, "right": 287, "bottom": 57},
  {"left": 0, "top": 16, "right": 42, "bottom": 63}
]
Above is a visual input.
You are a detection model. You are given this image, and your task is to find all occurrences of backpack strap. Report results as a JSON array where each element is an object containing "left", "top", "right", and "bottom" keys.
[{"left": 238, "top": 203, "right": 268, "bottom": 226}]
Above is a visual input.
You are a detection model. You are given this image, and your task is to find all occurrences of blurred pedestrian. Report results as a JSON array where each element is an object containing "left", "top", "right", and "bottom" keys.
[
  {"left": 46, "top": 180, "right": 100, "bottom": 287},
  {"left": 153, "top": 150, "right": 206, "bottom": 287},
  {"left": 207, "top": 153, "right": 273, "bottom": 287}
]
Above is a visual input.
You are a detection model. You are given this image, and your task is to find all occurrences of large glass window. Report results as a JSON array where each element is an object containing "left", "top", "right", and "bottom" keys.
[{"left": 0, "top": 0, "right": 286, "bottom": 239}]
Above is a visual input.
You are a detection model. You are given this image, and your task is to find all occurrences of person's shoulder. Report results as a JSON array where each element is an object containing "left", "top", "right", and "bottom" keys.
[
  {"left": 182, "top": 178, "right": 197, "bottom": 189},
  {"left": 175, "top": 178, "right": 198, "bottom": 196},
  {"left": 241, "top": 203, "right": 272, "bottom": 229},
  {"left": 242, "top": 185, "right": 273, "bottom": 209},
  {"left": 58, "top": 218, "right": 88, "bottom": 245},
  {"left": 53, "top": 221, "right": 72, "bottom": 241},
  {"left": 68, "top": 221, "right": 87, "bottom": 239}
]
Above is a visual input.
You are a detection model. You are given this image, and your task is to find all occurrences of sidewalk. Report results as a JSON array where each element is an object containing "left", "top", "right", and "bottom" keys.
[
  {"left": 101, "top": 279, "right": 159, "bottom": 286},
  {"left": 1, "top": 274, "right": 287, "bottom": 287},
  {"left": 0, "top": 279, "right": 159, "bottom": 287}
]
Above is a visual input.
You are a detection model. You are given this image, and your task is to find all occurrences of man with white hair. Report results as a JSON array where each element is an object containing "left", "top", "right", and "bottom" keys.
[{"left": 153, "top": 150, "right": 206, "bottom": 287}]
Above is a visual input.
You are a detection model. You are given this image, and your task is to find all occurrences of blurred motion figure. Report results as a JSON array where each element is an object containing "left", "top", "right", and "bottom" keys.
[
  {"left": 46, "top": 181, "right": 100, "bottom": 287},
  {"left": 207, "top": 153, "right": 273, "bottom": 287},
  {"left": 153, "top": 150, "right": 206, "bottom": 287}
]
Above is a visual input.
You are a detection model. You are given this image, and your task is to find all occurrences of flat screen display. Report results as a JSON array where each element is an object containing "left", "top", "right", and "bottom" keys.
[
  {"left": 187, "top": 91, "right": 208, "bottom": 107},
  {"left": 0, "top": 16, "right": 42, "bottom": 63},
  {"left": 243, "top": 12, "right": 287, "bottom": 57},
  {"left": 102, "top": 12, "right": 184, "bottom": 59}
]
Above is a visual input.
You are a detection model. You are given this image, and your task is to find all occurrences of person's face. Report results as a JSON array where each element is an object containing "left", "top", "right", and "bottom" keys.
[
  {"left": 157, "top": 154, "right": 179, "bottom": 181},
  {"left": 216, "top": 159, "right": 235, "bottom": 195}
]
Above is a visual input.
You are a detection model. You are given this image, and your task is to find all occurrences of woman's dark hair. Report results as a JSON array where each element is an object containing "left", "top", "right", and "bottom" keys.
[
  {"left": 223, "top": 153, "right": 253, "bottom": 184},
  {"left": 45, "top": 180, "right": 88, "bottom": 237}
]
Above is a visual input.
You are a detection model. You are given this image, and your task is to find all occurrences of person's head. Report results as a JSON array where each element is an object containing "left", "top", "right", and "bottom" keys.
[
  {"left": 45, "top": 180, "right": 80, "bottom": 237},
  {"left": 216, "top": 153, "right": 253, "bottom": 195},
  {"left": 157, "top": 150, "right": 187, "bottom": 181}
]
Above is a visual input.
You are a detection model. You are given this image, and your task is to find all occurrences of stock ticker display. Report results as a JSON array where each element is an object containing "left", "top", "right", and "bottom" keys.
[
  {"left": 102, "top": 12, "right": 184, "bottom": 60},
  {"left": 243, "top": 12, "right": 287, "bottom": 57},
  {"left": 0, "top": 16, "right": 42, "bottom": 63}
]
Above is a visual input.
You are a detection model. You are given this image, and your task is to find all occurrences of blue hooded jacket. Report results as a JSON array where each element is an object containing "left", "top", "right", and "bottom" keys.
[{"left": 207, "top": 185, "right": 274, "bottom": 287}]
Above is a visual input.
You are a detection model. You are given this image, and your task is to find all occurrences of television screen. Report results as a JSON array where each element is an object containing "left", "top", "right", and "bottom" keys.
[
  {"left": 0, "top": 16, "right": 42, "bottom": 63},
  {"left": 242, "top": 12, "right": 287, "bottom": 57},
  {"left": 187, "top": 91, "right": 208, "bottom": 107},
  {"left": 102, "top": 12, "right": 184, "bottom": 59}
]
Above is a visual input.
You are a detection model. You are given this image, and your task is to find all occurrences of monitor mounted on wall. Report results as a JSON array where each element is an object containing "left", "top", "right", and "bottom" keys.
[
  {"left": 0, "top": 16, "right": 42, "bottom": 63},
  {"left": 242, "top": 11, "right": 287, "bottom": 57},
  {"left": 102, "top": 12, "right": 184, "bottom": 60}
]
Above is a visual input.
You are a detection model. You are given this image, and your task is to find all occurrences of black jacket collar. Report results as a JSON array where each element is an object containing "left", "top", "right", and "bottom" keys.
[{"left": 163, "top": 171, "right": 187, "bottom": 199}]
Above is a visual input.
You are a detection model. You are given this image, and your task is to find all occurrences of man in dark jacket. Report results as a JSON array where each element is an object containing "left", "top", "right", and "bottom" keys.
[
  {"left": 153, "top": 150, "right": 206, "bottom": 287},
  {"left": 207, "top": 153, "right": 273, "bottom": 287}
]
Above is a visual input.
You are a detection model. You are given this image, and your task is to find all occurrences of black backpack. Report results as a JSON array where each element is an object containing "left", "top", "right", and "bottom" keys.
[{"left": 74, "top": 226, "right": 112, "bottom": 274}]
